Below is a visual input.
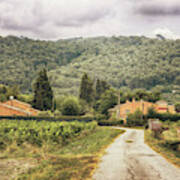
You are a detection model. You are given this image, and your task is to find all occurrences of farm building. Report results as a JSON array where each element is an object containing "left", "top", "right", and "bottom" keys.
[
  {"left": 0, "top": 99, "right": 39, "bottom": 116},
  {"left": 108, "top": 99, "right": 176, "bottom": 120}
]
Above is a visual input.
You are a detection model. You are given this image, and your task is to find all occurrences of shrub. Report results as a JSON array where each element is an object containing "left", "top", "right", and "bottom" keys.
[
  {"left": 79, "top": 99, "right": 89, "bottom": 115},
  {"left": 18, "top": 94, "right": 33, "bottom": 104},
  {"left": 98, "top": 120, "right": 124, "bottom": 126},
  {"left": 126, "top": 109, "right": 145, "bottom": 126},
  {"left": 55, "top": 95, "right": 66, "bottom": 112},
  {"left": 95, "top": 114, "right": 107, "bottom": 121},
  {"left": 62, "top": 97, "right": 81, "bottom": 116},
  {"left": 38, "top": 111, "right": 54, "bottom": 117},
  {"left": 147, "top": 107, "right": 157, "bottom": 117},
  {"left": 146, "top": 111, "right": 180, "bottom": 122},
  {"left": 162, "top": 140, "right": 180, "bottom": 151},
  {"left": 0, "top": 94, "right": 7, "bottom": 102},
  {"left": 54, "top": 110, "right": 62, "bottom": 117},
  {"left": 175, "top": 103, "right": 180, "bottom": 113}
]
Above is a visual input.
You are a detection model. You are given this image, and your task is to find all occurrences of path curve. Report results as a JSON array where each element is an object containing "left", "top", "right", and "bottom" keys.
[{"left": 93, "top": 128, "right": 180, "bottom": 180}]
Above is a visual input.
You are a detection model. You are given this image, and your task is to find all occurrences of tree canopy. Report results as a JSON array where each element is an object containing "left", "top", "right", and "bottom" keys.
[
  {"left": 0, "top": 35, "right": 179, "bottom": 103},
  {"left": 32, "top": 69, "right": 53, "bottom": 111},
  {"left": 79, "top": 73, "right": 94, "bottom": 104}
]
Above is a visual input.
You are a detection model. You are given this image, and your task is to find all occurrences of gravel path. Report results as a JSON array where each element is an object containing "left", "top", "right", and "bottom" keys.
[{"left": 93, "top": 128, "right": 180, "bottom": 180}]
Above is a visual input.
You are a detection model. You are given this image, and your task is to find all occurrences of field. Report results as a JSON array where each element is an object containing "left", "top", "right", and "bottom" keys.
[
  {"left": 0, "top": 120, "right": 124, "bottom": 179},
  {"left": 145, "top": 120, "right": 180, "bottom": 167}
]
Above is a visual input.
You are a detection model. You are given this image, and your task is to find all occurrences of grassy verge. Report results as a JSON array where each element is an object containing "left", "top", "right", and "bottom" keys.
[
  {"left": 0, "top": 123, "right": 124, "bottom": 180},
  {"left": 144, "top": 130, "right": 180, "bottom": 167}
]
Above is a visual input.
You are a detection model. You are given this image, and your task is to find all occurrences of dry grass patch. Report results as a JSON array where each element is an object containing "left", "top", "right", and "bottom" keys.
[{"left": 0, "top": 122, "right": 124, "bottom": 180}]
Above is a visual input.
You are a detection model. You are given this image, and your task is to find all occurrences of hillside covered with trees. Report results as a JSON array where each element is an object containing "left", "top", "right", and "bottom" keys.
[{"left": 0, "top": 35, "right": 179, "bottom": 103}]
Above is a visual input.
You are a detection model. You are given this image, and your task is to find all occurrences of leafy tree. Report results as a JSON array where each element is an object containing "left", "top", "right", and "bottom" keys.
[
  {"left": 79, "top": 73, "right": 94, "bottom": 104},
  {"left": 0, "top": 94, "right": 7, "bottom": 102},
  {"left": 0, "top": 85, "right": 7, "bottom": 94},
  {"left": 119, "top": 89, "right": 161, "bottom": 104},
  {"left": 18, "top": 94, "right": 33, "bottom": 104},
  {"left": 98, "top": 88, "right": 118, "bottom": 115},
  {"left": 55, "top": 95, "right": 66, "bottom": 112},
  {"left": 175, "top": 103, "right": 180, "bottom": 113},
  {"left": 148, "top": 90, "right": 161, "bottom": 102},
  {"left": 6, "top": 85, "right": 20, "bottom": 99},
  {"left": 127, "top": 109, "right": 145, "bottom": 126},
  {"left": 32, "top": 69, "right": 53, "bottom": 111},
  {"left": 147, "top": 107, "right": 157, "bottom": 118},
  {"left": 0, "top": 84, "right": 21, "bottom": 102},
  {"left": 134, "top": 89, "right": 149, "bottom": 101},
  {"left": 61, "top": 96, "right": 81, "bottom": 115}
]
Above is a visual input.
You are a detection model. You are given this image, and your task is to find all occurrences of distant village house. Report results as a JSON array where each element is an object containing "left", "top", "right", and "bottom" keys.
[
  {"left": 0, "top": 98, "right": 39, "bottom": 116},
  {"left": 108, "top": 99, "right": 176, "bottom": 121}
]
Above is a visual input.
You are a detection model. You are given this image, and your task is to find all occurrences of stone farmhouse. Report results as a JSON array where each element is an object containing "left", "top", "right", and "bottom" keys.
[
  {"left": 108, "top": 99, "right": 176, "bottom": 120},
  {"left": 0, "top": 99, "right": 39, "bottom": 116}
]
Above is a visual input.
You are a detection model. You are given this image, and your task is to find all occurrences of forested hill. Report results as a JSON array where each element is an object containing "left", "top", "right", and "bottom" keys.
[{"left": 0, "top": 35, "right": 180, "bottom": 102}]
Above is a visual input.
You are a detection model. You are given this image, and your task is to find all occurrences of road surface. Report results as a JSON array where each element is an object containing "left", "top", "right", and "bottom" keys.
[{"left": 93, "top": 128, "right": 180, "bottom": 180}]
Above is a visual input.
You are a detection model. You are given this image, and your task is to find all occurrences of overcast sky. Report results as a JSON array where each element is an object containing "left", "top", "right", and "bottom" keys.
[{"left": 0, "top": 0, "right": 180, "bottom": 40}]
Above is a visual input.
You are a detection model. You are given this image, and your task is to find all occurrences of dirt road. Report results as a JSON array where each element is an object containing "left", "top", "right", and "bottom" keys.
[{"left": 93, "top": 128, "right": 180, "bottom": 180}]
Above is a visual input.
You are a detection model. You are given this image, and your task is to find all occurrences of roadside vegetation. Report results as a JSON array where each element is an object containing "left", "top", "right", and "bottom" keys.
[
  {"left": 0, "top": 120, "right": 124, "bottom": 179},
  {"left": 145, "top": 121, "right": 180, "bottom": 167}
]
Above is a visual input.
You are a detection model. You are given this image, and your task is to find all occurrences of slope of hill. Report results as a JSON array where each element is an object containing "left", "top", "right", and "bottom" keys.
[
  {"left": 0, "top": 36, "right": 86, "bottom": 91},
  {"left": 49, "top": 36, "right": 180, "bottom": 101},
  {"left": 0, "top": 35, "right": 179, "bottom": 102}
]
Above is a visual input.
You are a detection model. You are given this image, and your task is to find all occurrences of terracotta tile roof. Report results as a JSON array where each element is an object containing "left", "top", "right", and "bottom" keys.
[
  {"left": 0, "top": 103, "right": 31, "bottom": 115},
  {"left": 0, "top": 99, "right": 39, "bottom": 116},
  {"left": 3, "top": 99, "right": 31, "bottom": 108}
]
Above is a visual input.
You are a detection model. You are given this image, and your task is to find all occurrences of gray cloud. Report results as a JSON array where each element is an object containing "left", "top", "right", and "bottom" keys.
[
  {"left": 0, "top": 0, "right": 179, "bottom": 39},
  {"left": 137, "top": 5, "right": 180, "bottom": 16},
  {"left": 0, "top": 0, "right": 116, "bottom": 38},
  {"left": 134, "top": 0, "right": 180, "bottom": 16},
  {"left": 54, "top": 8, "right": 111, "bottom": 27}
]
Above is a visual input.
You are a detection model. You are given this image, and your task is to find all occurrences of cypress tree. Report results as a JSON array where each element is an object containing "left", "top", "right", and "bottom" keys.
[
  {"left": 95, "top": 79, "right": 101, "bottom": 100},
  {"left": 33, "top": 69, "right": 53, "bottom": 111},
  {"left": 79, "top": 73, "right": 94, "bottom": 104},
  {"left": 95, "top": 79, "right": 110, "bottom": 100}
]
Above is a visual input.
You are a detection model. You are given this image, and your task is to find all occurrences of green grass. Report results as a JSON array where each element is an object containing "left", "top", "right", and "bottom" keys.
[
  {"left": 0, "top": 121, "right": 124, "bottom": 180},
  {"left": 145, "top": 121, "right": 180, "bottom": 167}
]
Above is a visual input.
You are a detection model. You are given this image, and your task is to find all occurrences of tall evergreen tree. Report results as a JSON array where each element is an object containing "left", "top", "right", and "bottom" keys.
[
  {"left": 95, "top": 79, "right": 110, "bottom": 100},
  {"left": 79, "top": 73, "right": 94, "bottom": 104},
  {"left": 33, "top": 69, "right": 53, "bottom": 110}
]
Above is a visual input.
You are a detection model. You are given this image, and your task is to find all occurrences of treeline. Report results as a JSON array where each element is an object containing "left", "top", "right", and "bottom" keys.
[
  {"left": 0, "top": 70, "right": 162, "bottom": 117},
  {"left": 52, "top": 72, "right": 179, "bottom": 121},
  {"left": 0, "top": 35, "right": 179, "bottom": 103},
  {"left": 1, "top": 70, "right": 180, "bottom": 123}
]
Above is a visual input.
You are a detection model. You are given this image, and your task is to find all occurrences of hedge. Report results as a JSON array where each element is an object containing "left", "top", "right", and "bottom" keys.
[
  {"left": 0, "top": 115, "right": 94, "bottom": 122},
  {"left": 146, "top": 112, "right": 180, "bottom": 122},
  {"left": 98, "top": 120, "right": 124, "bottom": 126}
]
